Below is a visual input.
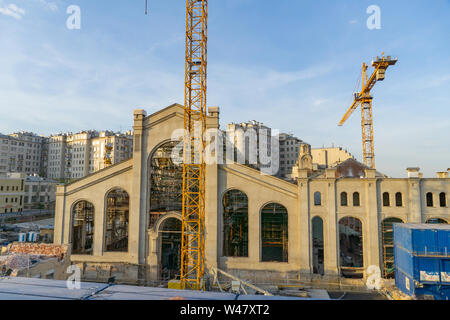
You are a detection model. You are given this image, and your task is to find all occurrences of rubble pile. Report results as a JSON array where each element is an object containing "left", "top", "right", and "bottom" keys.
[{"left": 7, "top": 243, "right": 67, "bottom": 258}]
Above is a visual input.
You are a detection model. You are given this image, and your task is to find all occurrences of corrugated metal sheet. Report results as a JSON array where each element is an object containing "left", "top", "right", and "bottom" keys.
[
  {"left": 394, "top": 223, "right": 450, "bottom": 256},
  {"left": 0, "top": 277, "right": 326, "bottom": 300}
]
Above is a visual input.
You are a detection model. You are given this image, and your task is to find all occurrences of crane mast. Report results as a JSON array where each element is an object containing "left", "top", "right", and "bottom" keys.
[
  {"left": 339, "top": 54, "right": 397, "bottom": 169},
  {"left": 181, "top": 0, "right": 208, "bottom": 290}
]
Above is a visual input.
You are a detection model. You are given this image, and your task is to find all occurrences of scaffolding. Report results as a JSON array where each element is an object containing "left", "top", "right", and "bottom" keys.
[
  {"left": 105, "top": 188, "right": 129, "bottom": 252},
  {"left": 261, "top": 204, "right": 288, "bottom": 262},
  {"left": 223, "top": 190, "right": 248, "bottom": 257},
  {"left": 149, "top": 141, "right": 183, "bottom": 229},
  {"left": 382, "top": 218, "right": 403, "bottom": 278}
]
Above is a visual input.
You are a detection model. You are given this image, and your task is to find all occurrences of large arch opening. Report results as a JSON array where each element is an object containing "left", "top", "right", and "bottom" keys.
[
  {"left": 223, "top": 189, "right": 248, "bottom": 257},
  {"left": 339, "top": 217, "right": 363, "bottom": 278},
  {"left": 426, "top": 218, "right": 448, "bottom": 224},
  {"left": 261, "top": 203, "right": 288, "bottom": 262},
  {"left": 381, "top": 217, "right": 403, "bottom": 278},
  {"left": 71, "top": 200, "right": 95, "bottom": 255},
  {"left": 148, "top": 141, "right": 183, "bottom": 229},
  {"left": 159, "top": 217, "right": 182, "bottom": 281},
  {"left": 105, "top": 188, "right": 129, "bottom": 252},
  {"left": 312, "top": 216, "right": 324, "bottom": 275}
]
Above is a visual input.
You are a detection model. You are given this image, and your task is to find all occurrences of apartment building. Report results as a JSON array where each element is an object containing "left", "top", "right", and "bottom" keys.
[
  {"left": 278, "top": 133, "right": 304, "bottom": 178},
  {"left": 47, "top": 131, "right": 133, "bottom": 181},
  {"left": 23, "top": 174, "right": 58, "bottom": 210},
  {"left": 0, "top": 173, "right": 25, "bottom": 214},
  {"left": 311, "top": 146, "right": 355, "bottom": 169},
  {"left": 0, "top": 132, "right": 47, "bottom": 176},
  {"left": 226, "top": 121, "right": 273, "bottom": 171}
]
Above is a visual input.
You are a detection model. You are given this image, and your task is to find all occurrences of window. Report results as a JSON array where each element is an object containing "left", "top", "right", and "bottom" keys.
[
  {"left": 426, "top": 218, "right": 448, "bottom": 224},
  {"left": 440, "top": 193, "right": 446, "bottom": 207},
  {"left": 223, "top": 190, "right": 248, "bottom": 257},
  {"left": 314, "top": 192, "right": 322, "bottom": 206},
  {"left": 383, "top": 192, "right": 390, "bottom": 207},
  {"left": 353, "top": 192, "right": 360, "bottom": 207},
  {"left": 312, "top": 217, "right": 324, "bottom": 275},
  {"left": 148, "top": 141, "right": 183, "bottom": 229},
  {"left": 340, "top": 192, "right": 348, "bottom": 206},
  {"left": 261, "top": 203, "right": 288, "bottom": 262},
  {"left": 105, "top": 188, "right": 129, "bottom": 252},
  {"left": 426, "top": 193, "right": 433, "bottom": 207},
  {"left": 395, "top": 193, "right": 403, "bottom": 207},
  {"left": 71, "top": 200, "right": 94, "bottom": 255}
]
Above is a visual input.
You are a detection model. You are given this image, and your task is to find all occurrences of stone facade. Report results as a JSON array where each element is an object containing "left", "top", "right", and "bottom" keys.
[{"left": 53, "top": 104, "right": 450, "bottom": 286}]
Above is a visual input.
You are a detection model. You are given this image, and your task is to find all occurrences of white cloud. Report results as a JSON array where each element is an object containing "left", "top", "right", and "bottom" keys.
[
  {"left": 349, "top": 20, "right": 358, "bottom": 24},
  {"left": 39, "top": 0, "right": 58, "bottom": 12},
  {"left": 0, "top": 3, "right": 25, "bottom": 19}
]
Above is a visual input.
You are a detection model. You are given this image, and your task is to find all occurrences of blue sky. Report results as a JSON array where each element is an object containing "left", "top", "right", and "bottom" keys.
[{"left": 0, "top": 0, "right": 449, "bottom": 177}]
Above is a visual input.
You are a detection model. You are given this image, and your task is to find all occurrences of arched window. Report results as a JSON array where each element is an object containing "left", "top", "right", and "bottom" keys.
[
  {"left": 71, "top": 200, "right": 95, "bottom": 255},
  {"left": 261, "top": 203, "right": 288, "bottom": 262},
  {"left": 382, "top": 218, "right": 403, "bottom": 278},
  {"left": 339, "top": 217, "right": 363, "bottom": 278},
  {"left": 353, "top": 192, "right": 360, "bottom": 207},
  {"left": 148, "top": 141, "right": 183, "bottom": 228},
  {"left": 426, "top": 218, "right": 448, "bottom": 224},
  {"left": 395, "top": 192, "right": 403, "bottom": 207},
  {"left": 223, "top": 190, "right": 248, "bottom": 257},
  {"left": 314, "top": 192, "right": 322, "bottom": 206},
  {"left": 340, "top": 192, "right": 348, "bottom": 206},
  {"left": 426, "top": 193, "right": 433, "bottom": 207},
  {"left": 312, "top": 217, "right": 324, "bottom": 275},
  {"left": 440, "top": 193, "right": 447, "bottom": 207},
  {"left": 105, "top": 188, "right": 129, "bottom": 252},
  {"left": 383, "top": 192, "right": 390, "bottom": 207}
]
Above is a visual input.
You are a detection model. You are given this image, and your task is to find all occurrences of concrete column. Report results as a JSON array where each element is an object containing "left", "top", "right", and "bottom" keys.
[
  {"left": 93, "top": 196, "right": 105, "bottom": 256},
  {"left": 298, "top": 168, "right": 311, "bottom": 276},
  {"left": 364, "top": 169, "right": 381, "bottom": 275},
  {"left": 205, "top": 107, "right": 220, "bottom": 270},
  {"left": 53, "top": 184, "right": 67, "bottom": 245},
  {"left": 407, "top": 168, "right": 422, "bottom": 223},
  {"left": 324, "top": 168, "right": 339, "bottom": 277},
  {"left": 147, "top": 231, "right": 159, "bottom": 280},
  {"left": 129, "top": 109, "right": 147, "bottom": 264}
]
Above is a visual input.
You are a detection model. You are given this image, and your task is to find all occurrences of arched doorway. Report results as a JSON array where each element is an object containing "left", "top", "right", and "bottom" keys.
[
  {"left": 159, "top": 217, "right": 182, "bottom": 281},
  {"left": 381, "top": 217, "right": 403, "bottom": 278},
  {"left": 339, "top": 217, "right": 363, "bottom": 278},
  {"left": 312, "top": 216, "right": 324, "bottom": 275}
]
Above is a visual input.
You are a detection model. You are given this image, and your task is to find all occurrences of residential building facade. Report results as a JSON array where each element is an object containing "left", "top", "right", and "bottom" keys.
[
  {"left": 0, "top": 173, "right": 25, "bottom": 214},
  {"left": 23, "top": 174, "right": 58, "bottom": 210},
  {"left": 47, "top": 131, "right": 133, "bottom": 181},
  {"left": 0, "top": 132, "right": 47, "bottom": 176}
]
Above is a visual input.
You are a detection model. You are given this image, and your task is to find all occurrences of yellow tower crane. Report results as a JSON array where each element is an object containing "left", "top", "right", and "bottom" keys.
[
  {"left": 339, "top": 53, "right": 397, "bottom": 169},
  {"left": 145, "top": 0, "right": 208, "bottom": 290},
  {"left": 180, "top": 0, "right": 208, "bottom": 291}
]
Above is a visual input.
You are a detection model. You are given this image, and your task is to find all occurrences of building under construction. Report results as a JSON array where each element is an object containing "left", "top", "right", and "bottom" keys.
[{"left": 52, "top": 104, "right": 449, "bottom": 287}]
